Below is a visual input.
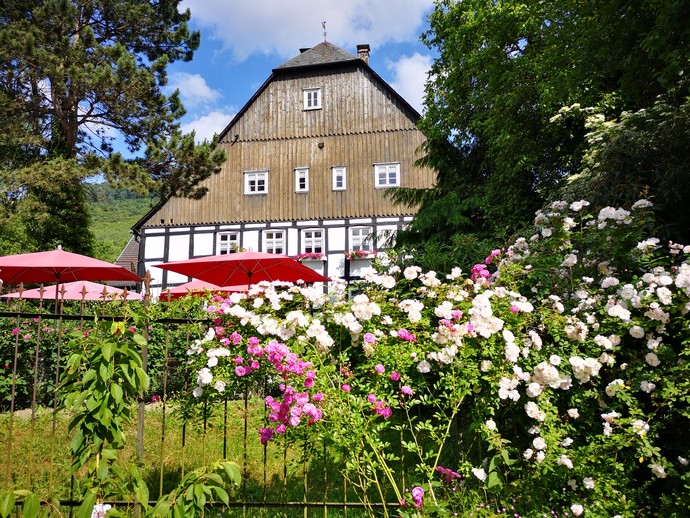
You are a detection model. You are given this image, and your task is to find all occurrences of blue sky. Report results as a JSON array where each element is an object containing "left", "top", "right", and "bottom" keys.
[{"left": 166, "top": 0, "right": 437, "bottom": 143}]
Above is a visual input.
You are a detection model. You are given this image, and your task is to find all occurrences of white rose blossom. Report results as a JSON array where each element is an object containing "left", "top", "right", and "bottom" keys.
[
  {"left": 645, "top": 352, "right": 660, "bottom": 367},
  {"left": 532, "top": 436, "right": 547, "bottom": 450},
  {"left": 640, "top": 380, "right": 656, "bottom": 393},
  {"left": 471, "top": 467, "right": 487, "bottom": 482},
  {"left": 651, "top": 464, "right": 667, "bottom": 478},
  {"left": 629, "top": 325, "right": 645, "bottom": 338},
  {"left": 557, "top": 455, "right": 574, "bottom": 469}
]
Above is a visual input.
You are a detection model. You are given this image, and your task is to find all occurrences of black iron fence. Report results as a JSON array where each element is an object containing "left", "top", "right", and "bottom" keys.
[{"left": 0, "top": 293, "right": 398, "bottom": 517}]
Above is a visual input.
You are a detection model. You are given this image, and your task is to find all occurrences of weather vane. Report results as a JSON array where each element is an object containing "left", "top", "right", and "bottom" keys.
[{"left": 322, "top": 21, "right": 327, "bottom": 41}]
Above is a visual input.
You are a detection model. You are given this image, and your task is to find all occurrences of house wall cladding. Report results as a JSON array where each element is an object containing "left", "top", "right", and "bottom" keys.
[
  {"left": 148, "top": 131, "right": 430, "bottom": 226},
  {"left": 228, "top": 68, "right": 419, "bottom": 140}
]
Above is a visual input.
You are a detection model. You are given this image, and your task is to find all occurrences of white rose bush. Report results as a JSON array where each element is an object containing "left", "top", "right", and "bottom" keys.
[{"left": 182, "top": 200, "right": 690, "bottom": 517}]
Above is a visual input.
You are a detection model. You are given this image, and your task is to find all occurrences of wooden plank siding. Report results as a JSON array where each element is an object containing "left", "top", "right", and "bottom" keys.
[{"left": 141, "top": 56, "right": 436, "bottom": 228}]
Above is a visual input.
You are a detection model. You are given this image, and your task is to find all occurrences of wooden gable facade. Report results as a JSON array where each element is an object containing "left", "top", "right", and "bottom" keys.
[{"left": 134, "top": 42, "right": 436, "bottom": 291}]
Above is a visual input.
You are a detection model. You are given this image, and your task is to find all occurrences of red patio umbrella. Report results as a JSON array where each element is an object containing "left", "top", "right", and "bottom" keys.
[
  {"left": 1, "top": 280, "right": 143, "bottom": 301},
  {"left": 0, "top": 246, "right": 141, "bottom": 286},
  {"left": 154, "top": 251, "right": 328, "bottom": 288},
  {"left": 160, "top": 280, "right": 247, "bottom": 301}
]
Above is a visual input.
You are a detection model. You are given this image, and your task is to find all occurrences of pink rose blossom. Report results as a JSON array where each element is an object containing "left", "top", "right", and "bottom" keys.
[
  {"left": 411, "top": 486, "right": 424, "bottom": 508},
  {"left": 259, "top": 427, "right": 274, "bottom": 444}
]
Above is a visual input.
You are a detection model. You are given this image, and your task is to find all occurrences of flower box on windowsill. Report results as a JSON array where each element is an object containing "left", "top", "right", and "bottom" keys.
[
  {"left": 294, "top": 253, "right": 325, "bottom": 263},
  {"left": 344, "top": 250, "right": 378, "bottom": 261}
]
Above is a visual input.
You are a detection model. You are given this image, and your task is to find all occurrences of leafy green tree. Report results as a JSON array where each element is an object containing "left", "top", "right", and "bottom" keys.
[
  {"left": 0, "top": 0, "right": 226, "bottom": 255},
  {"left": 403, "top": 0, "right": 690, "bottom": 247}
]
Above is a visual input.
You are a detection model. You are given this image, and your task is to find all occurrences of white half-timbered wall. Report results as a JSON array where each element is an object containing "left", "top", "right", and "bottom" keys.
[{"left": 143, "top": 215, "right": 412, "bottom": 295}]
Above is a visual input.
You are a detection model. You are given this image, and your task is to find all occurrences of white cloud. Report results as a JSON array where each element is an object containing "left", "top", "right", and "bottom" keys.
[
  {"left": 181, "top": 110, "right": 236, "bottom": 143},
  {"left": 182, "top": 0, "right": 434, "bottom": 61},
  {"left": 169, "top": 72, "right": 221, "bottom": 108},
  {"left": 387, "top": 52, "right": 432, "bottom": 114}
]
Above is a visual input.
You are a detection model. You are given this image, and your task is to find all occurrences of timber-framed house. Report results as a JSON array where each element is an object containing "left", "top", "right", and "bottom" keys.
[{"left": 132, "top": 41, "right": 436, "bottom": 292}]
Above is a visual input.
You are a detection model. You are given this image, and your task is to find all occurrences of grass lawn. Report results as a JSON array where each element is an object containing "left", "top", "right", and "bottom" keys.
[{"left": 0, "top": 399, "right": 400, "bottom": 517}]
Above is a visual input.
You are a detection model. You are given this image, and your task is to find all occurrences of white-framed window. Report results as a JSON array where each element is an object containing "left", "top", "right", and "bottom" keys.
[
  {"left": 244, "top": 170, "right": 268, "bottom": 195},
  {"left": 218, "top": 232, "right": 239, "bottom": 254},
  {"left": 303, "top": 88, "right": 322, "bottom": 110},
  {"left": 295, "top": 167, "right": 309, "bottom": 192},
  {"left": 332, "top": 166, "right": 347, "bottom": 191},
  {"left": 302, "top": 229, "right": 323, "bottom": 254},
  {"left": 263, "top": 230, "right": 285, "bottom": 255},
  {"left": 350, "top": 226, "right": 372, "bottom": 252},
  {"left": 374, "top": 162, "right": 400, "bottom": 188}
]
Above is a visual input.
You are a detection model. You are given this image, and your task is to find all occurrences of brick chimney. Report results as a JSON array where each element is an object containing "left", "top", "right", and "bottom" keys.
[{"left": 357, "top": 44, "right": 370, "bottom": 64}]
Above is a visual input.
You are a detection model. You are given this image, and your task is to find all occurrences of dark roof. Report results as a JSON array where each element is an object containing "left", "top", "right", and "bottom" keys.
[
  {"left": 111, "top": 236, "right": 139, "bottom": 287},
  {"left": 275, "top": 41, "right": 358, "bottom": 69}
]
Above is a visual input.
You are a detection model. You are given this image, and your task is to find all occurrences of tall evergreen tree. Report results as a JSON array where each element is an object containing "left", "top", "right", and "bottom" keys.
[{"left": 0, "top": 0, "right": 225, "bottom": 254}]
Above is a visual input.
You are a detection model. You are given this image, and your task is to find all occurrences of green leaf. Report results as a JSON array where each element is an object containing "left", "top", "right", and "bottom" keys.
[
  {"left": 96, "top": 461, "right": 109, "bottom": 481},
  {"left": 193, "top": 483, "right": 204, "bottom": 505},
  {"left": 134, "top": 482, "right": 149, "bottom": 506},
  {"left": 486, "top": 471, "right": 503, "bottom": 491},
  {"left": 135, "top": 368, "right": 150, "bottom": 392},
  {"left": 173, "top": 500, "right": 185, "bottom": 518},
  {"left": 99, "top": 362, "right": 112, "bottom": 382},
  {"left": 100, "top": 448, "right": 117, "bottom": 460},
  {"left": 221, "top": 461, "right": 241, "bottom": 486},
  {"left": 213, "top": 487, "right": 229, "bottom": 506},
  {"left": 501, "top": 449, "right": 516, "bottom": 466},
  {"left": 110, "top": 383, "right": 123, "bottom": 404},
  {"left": 70, "top": 429, "right": 85, "bottom": 455},
  {"left": 76, "top": 491, "right": 97, "bottom": 518},
  {"left": 152, "top": 499, "right": 171, "bottom": 517},
  {"left": 132, "top": 333, "right": 147, "bottom": 347},
  {"left": 205, "top": 473, "right": 223, "bottom": 486},
  {"left": 22, "top": 493, "right": 40, "bottom": 518},
  {"left": 82, "top": 369, "right": 97, "bottom": 384},
  {"left": 489, "top": 454, "right": 500, "bottom": 472},
  {"left": 101, "top": 340, "right": 114, "bottom": 362},
  {"left": 0, "top": 490, "right": 16, "bottom": 518}
]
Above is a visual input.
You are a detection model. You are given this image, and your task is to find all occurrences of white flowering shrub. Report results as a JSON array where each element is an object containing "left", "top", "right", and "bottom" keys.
[{"left": 182, "top": 200, "right": 690, "bottom": 517}]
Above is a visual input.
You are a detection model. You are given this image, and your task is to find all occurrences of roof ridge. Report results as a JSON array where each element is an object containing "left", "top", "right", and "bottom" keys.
[{"left": 275, "top": 41, "right": 358, "bottom": 70}]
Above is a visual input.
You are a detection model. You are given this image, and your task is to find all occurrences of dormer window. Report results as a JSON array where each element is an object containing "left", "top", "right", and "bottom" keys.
[{"left": 303, "top": 88, "right": 321, "bottom": 110}]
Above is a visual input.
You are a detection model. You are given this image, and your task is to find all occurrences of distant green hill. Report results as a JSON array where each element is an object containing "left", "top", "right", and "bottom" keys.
[{"left": 86, "top": 183, "right": 158, "bottom": 262}]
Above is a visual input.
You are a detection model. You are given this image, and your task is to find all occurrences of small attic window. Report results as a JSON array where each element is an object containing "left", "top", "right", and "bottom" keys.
[{"left": 303, "top": 88, "right": 321, "bottom": 110}]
